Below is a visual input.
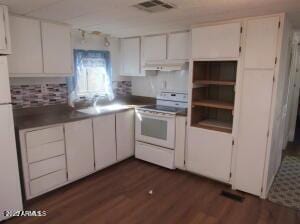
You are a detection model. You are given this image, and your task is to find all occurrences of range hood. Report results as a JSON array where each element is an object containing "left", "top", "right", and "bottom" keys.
[{"left": 143, "top": 62, "right": 185, "bottom": 72}]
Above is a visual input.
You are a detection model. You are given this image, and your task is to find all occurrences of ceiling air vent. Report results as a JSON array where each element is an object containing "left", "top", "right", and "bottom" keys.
[{"left": 133, "top": 0, "right": 176, "bottom": 13}]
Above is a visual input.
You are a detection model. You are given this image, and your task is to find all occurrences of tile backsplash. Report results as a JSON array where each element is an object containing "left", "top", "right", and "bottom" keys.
[
  {"left": 11, "top": 84, "right": 68, "bottom": 109},
  {"left": 11, "top": 81, "right": 132, "bottom": 109},
  {"left": 112, "top": 81, "right": 132, "bottom": 96}
]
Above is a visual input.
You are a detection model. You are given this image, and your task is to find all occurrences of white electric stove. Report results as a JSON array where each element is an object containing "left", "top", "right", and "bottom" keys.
[{"left": 135, "top": 91, "right": 188, "bottom": 169}]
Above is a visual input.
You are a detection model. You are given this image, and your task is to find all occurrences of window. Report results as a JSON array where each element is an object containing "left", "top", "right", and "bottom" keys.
[{"left": 69, "top": 50, "right": 114, "bottom": 102}]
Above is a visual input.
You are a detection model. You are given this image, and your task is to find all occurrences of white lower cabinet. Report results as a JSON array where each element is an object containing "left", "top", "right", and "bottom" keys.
[
  {"left": 93, "top": 114, "right": 117, "bottom": 170},
  {"left": 186, "top": 127, "right": 233, "bottom": 182},
  {"left": 64, "top": 119, "right": 95, "bottom": 181},
  {"left": 175, "top": 116, "right": 187, "bottom": 170},
  {"left": 116, "top": 110, "right": 135, "bottom": 161}
]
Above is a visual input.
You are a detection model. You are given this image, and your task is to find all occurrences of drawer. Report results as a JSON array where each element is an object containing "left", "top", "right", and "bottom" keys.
[
  {"left": 26, "top": 126, "right": 64, "bottom": 148},
  {"left": 27, "top": 140, "right": 65, "bottom": 163},
  {"left": 29, "top": 155, "right": 66, "bottom": 179},
  {"left": 135, "top": 141, "right": 175, "bottom": 169},
  {"left": 30, "top": 169, "right": 67, "bottom": 196}
]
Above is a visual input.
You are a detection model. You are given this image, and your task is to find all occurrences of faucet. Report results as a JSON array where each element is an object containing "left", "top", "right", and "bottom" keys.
[{"left": 93, "top": 95, "right": 106, "bottom": 107}]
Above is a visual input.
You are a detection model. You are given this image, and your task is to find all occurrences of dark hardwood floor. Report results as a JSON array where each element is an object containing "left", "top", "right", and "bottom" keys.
[{"left": 5, "top": 159, "right": 300, "bottom": 224}]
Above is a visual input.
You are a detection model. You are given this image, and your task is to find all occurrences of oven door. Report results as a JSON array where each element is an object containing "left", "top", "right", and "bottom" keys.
[{"left": 135, "top": 110, "right": 175, "bottom": 149}]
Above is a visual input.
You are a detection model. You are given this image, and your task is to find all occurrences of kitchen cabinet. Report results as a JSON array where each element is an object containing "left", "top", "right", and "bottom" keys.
[
  {"left": 187, "top": 127, "right": 232, "bottom": 182},
  {"left": 168, "top": 32, "right": 189, "bottom": 61},
  {"left": 234, "top": 70, "right": 274, "bottom": 195},
  {"left": 116, "top": 110, "right": 135, "bottom": 161},
  {"left": 120, "top": 37, "right": 141, "bottom": 76},
  {"left": 41, "top": 21, "right": 72, "bottom": 74},
  {"left": 93, "top": 114, "right": 117, "bottom": 170},
  {"left": 244, "top": 16, "right": 280, "bottom": 69},
  {"left": 8, "top": 15, "right": 72, "bottom": 77},
  {"left": 192, "top": 22, "right": 241, "bottom": 59},
  {"left": 8, "top": 16, "right": 43, "bottom": 74},
  {"left": 175, "top": 116, "right": 187, "bottom": 170},
  {"left": 65, "top": 119, "right": 95, "bottom": 181},
  {"left": 0, "top": 5, "right": 11, "bottom": 55},
  {"left": 0, "top": 57, "right": 11, "bottom": 104},
  {"left": 143, "top": 34, "right": 167, "bottom": 62}
]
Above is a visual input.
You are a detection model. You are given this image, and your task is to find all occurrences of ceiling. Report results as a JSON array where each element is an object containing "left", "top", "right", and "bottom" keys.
[{"left": 1, "top": 0, "right": 300, "bottom": 37}]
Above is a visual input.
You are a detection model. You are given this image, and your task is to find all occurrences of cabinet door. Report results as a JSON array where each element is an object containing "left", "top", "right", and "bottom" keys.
[
  {"left": 93, "top": 114, "right": 117, "bottom": 170},
  {"left": 244, "top": 16, "right": 280, "bottom": 69},
  {"left": 8, "top": 16, "right": 43, "bottom": 74},
  {"left": 175, "top": 116, "right": 187, "bottom": 170},
  {"left": 168, "top": 32, "right": 189, "bottom": 61},
  {"left": 41, "top": 22, "right": 72, "bottom": 74},
  {"left": 186, "top": 127, "right": 232, "bottom": 182},
  {"left": 234, "top": 70, "right": 274, "bottom": 196},
  {"left": 65, "top": 119, "right": 94, "bottom": 181},
  {"left": 143, "top": 35, "right": 167, "bottom": 62},
  {"left": 0, "top": 57, "right": 11, "bottom": 104},
  {"left": 0, "top": 5, "right": 10, "bottom": 54},
  {"left": 192, "top": 23, "right": 241, "bottom": 59},
  {"left": 116, "top": 110, "right": 135, "bottom": 161},
  {"left": 120, "top": 37, "right": 141, "bottom": 76}
]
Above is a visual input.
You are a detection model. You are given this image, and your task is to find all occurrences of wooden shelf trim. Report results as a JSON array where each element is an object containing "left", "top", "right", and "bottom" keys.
[
  {"left": 193, "top": 119, "right": 232, "bottom": 133},
  {"left": 194, "top": 80, "right": 236, "bottom": 86},
  {"left": 193, "top": 100, "right": 234, "bottom": 110}
]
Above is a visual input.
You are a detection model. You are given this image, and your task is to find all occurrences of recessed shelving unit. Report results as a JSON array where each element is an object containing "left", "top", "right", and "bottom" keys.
[{"left": 191, "top": 61, "right": 238, "bottom": 133}]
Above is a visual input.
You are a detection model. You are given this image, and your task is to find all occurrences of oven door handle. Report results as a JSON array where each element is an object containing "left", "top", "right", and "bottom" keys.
[{"left": 136, "top": 110, "right": 175, "bottom": 118}]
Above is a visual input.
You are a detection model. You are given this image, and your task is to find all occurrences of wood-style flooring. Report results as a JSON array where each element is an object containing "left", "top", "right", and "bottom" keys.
[{"left": 5, "top": 159, "right": 300, "bottom": 224}]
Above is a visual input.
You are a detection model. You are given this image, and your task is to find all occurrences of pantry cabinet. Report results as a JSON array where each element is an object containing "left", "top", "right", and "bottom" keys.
[
  {"left": 120, "top": 37, "right": 141, "bottom": 76},
  {"left": 41, "top": 21, "right": 72, "bottom": 74},
  {"left": 192, "top": 22, "right": 241, "bottom": 59},
  {"left": 116, "top": 110, "right": 135, "bottom": 161},
  {"left": 0, "top": 5, "right": 11, "bottom": 54},
  {"left": 235, "top": 70, "right": 274, "bottom": 195},
  {"left": 93, "top": 114, "right": 117, "bottom": 170},
  {"left": 65, "top": 119, "right": 95, "bottom": 181},
  {"left": 244, "top": 16, "right": 280, "bottom": 69},
  {"left": 8, "top": 16, "right": 43, "bottom": 74},
  {"left": 143, "top": 34, "right": 167, "bottom": 62}
]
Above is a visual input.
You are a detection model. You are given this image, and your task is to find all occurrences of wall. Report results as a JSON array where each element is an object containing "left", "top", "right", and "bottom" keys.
[{"left": 131, "top": 63, "right": 189, "bottom": 97}]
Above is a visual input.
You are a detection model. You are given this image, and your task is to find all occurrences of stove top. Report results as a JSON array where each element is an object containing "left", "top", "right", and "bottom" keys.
[{"left": 140, "top": 105, "right": 186, "bottom": 114}]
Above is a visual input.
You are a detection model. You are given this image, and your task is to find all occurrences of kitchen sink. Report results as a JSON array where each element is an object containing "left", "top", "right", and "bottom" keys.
[{"left": 77, "top": 104, "right": 130, "bottom": 115}]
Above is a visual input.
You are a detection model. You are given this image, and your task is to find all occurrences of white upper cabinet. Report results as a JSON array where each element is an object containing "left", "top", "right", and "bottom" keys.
[
  {"left": 64, "top": 119, "right": 95, "bottom": 181},
  {"left": 116, "top": 110, "right": 135, "bottom": 161},
  {"left": 192, "top": 22, "right": 241, "bottom": 59},
  {"left": 143, "top": 34, "right": 167, "bottom": 62},
  {"left": 93, "top": 114, "right": 117, "bottom": 170},
  {"left": 168, "top": 32, "right": 189, "bottom": 61},
  {"left": 120, "top": 37, "right": 141, "bottom": 76},
  {"left": 8, "top": 16, "right": 72, "bottom": 77},
  {"left": 0, "top": 5, "right": 11, "bottom": 54},
  {"left": 244, "top": 16, "right": 280, "bottom": 69},
  {"left": 41, "top": 21, "right": 72, "bottom": 74},
  {"left": 8, "top": 16, "right": 43, "bottom": 74}
]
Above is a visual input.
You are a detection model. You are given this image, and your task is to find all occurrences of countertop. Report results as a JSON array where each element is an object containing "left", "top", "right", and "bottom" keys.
[
  {"left": 13, "top": 96, "right": 156, "bottom": 130},
  {"left": 13, "top": 96, "right": 187, "bottom": 130}
]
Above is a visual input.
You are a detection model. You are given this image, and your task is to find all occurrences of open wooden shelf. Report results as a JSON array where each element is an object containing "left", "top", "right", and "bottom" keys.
[
  {"left": 193, "top": 100, "right": 234, "bottom": 110},
  {"left": 194, "top": 80, "right": 235, "bottom": 86},
  {"left": 193, "top": 119, "right": 232, "bottom": 133}
]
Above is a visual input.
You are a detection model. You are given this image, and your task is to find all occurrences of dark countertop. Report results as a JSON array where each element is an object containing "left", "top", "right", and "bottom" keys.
[{"left": 13, "top": 96, "right": 156, "bottom": 130}]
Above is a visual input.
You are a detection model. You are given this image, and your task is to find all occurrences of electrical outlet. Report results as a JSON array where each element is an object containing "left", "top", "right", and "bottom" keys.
[{"left": 41, "top": 84, "right": 48, "bottom": 94}]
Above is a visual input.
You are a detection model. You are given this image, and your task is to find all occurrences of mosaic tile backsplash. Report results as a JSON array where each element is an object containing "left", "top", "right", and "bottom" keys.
[
  {"left": 11, "top": 81, "right": 132, "bottom": 109},
  {"left": 112, "top": 81, "right": 132, "bottom": 96},
  {"left": 11, "top": 84, "right": 68, "bottom": 109}
]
